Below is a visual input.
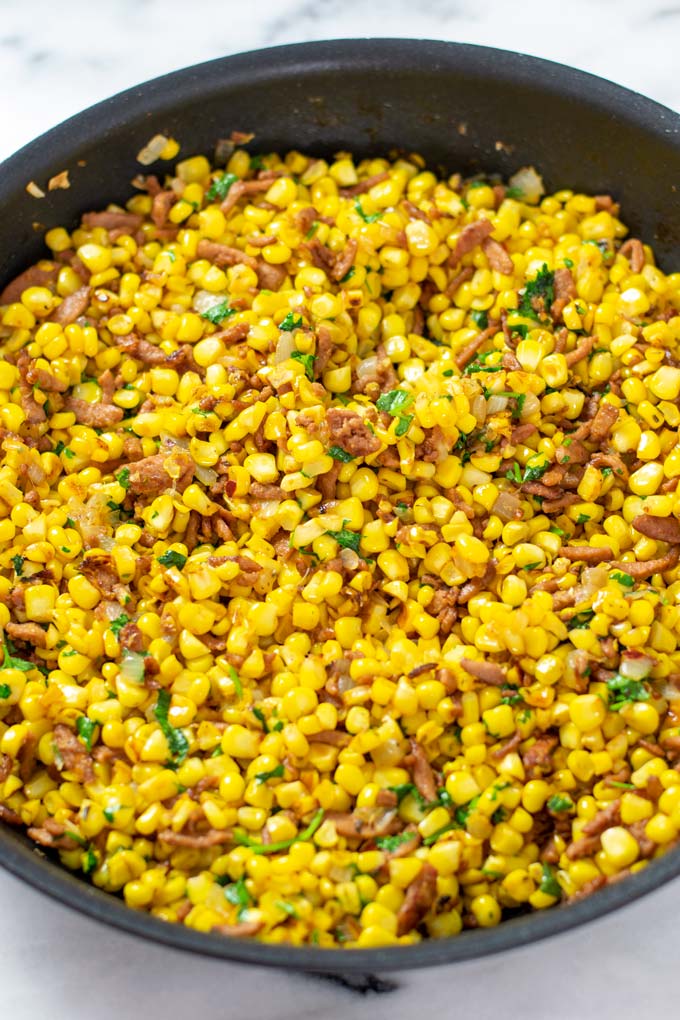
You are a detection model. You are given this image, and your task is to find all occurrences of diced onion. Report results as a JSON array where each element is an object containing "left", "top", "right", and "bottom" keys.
[
  {"left": 137, "top": 134, "right": 170, "bottom": 166},
  {"left": 508, "top": 166, "right": 545, "bottom": 204}
]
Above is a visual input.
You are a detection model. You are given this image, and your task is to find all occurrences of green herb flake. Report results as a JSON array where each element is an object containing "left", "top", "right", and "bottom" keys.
[
  {"left": 1, "top": 644, "right": 34, "bottom": 673},
  {"left": 325, "top": 526, "right": 361, "bottom": 555},
  {"left": 568, "top": 609, "right": 595, "bottom": 630},
  {"left": 291, "top": 349, "right": 316, "bottom": 381},
  {"left": 394, "top": 413, "right": 413, "bottom": 437},
  {"left": 279, "top": 311, "right": 303, "bottom": 332},
  {"left": 234, "top": 808, "right": 325, "bottom": 855},
  {"left": 83, "top": 848, "right": 97, "bottom": 874},
  {"left": 153, "top": 689, "right": 189, "bottom": 765},
  {"left": 63, "top": 448, "right": 75, "bottom": 459},
  {"left": 109, "top": 613, "right": 130, "bottom": 637},
  {"left": 276, "top": 900, "right": 298, "bottom": 918},
  {"left": 11, "top": 554, "right": 24, "bottom": 576},
  {"left": 0, "top": 683, "right": 10, "bottom": 699},
  {"left": 305, "top": 221, "right": 319, "bottom": 239},
  {"left": 608, "top": 780, "right": 636, "bottom": 790},
  {"left": 423, "top": 821, "right": 461, "bottom": 846},
  {"left": 576, "top": 513, "right": 591, "bottom": 525},
  {"left": 339, "top": 266, "right": 355, "bottom": 283},
  {"left": 539, "top": 863, "right": 562, "bottom": 899},
  {"left": 564, "top": 258, "right": 574, "bottom": 269},
  {"left": 223, "top": 875, "right": 252, "bottom": 908},
  {"left": 506, "top": 462, "right": 522, "bottom": 484},
  {"left": 375, "top": 831, "right": 416, "bottom": 852},
  {"left": 471, "top": 309, "right": 489, "bottom": 329},
  {"left": 607, "top": 674, "right": 650, "bottom": 711},
  {"left": 519, "top": 264, "right": 555, "bottom": 320},
  {"left": 157, "top": 549, "right": 187, "bottom": 570},
  {"left": 376, "top": 389, "right": 413, "bottom": 416},
  {"left": 206, "top": 172, "right": 239, "bottom": 202},
  {"left": 388, "top": 783, "right": 426, "bottom": 809},
  {"left": 522, "top": 461, "right": 548, "bottom": 483},
  {"left": 115, "top": 467, "right": 130, "bottom": 490},
  {"left": 328, "top": 445, "right": 355, "bottom": 463},
  {"left": 442, "top": 369, "right": 454, "bottom": 377},
  {"left": 201, "top": 300, "right": 236, "bottom": 325},
  {"left": 251, "top": 707, "right": 268, "bottom": 733},
  {"left": 611, "top": 570, "right": 634, "bottom": 588},
  {"left": 76, "top": 716, "right": 97, "bottom": 752},
  {"left": 229, "top": 664, "right": 243, "bottom": 700},
  {"left": 256, "top": 762, "right": 285, "bottom": 783},
  {"left": 547, "top": 794, "right": 574, "bottom": 812},
  {"left": 354, "top": 198, "right": 382, "bottom": 223},
  {"left": 505, "top": 186, "right": 524, "bottom": 199}
]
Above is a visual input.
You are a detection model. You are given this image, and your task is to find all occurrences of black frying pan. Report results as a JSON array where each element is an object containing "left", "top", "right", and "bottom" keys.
[{"left": 1, "top": 38, "right": 680, "bottom": 974}]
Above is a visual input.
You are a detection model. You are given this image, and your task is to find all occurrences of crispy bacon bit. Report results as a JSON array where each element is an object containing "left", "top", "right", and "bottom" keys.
[
  {"left": 220, "top": 178, "right": 271, "bottom": 215},
  {"left": 565, "top": 334, "right": 595, "bottom": 366},
  {"left": 0, "top": 753, "right": 12, "bottom": 783},
  {"left": 27, "top": 818, "right": 83, "bottom": 849},
  {"left": 328, "top": 810, "right": 401, "bottom": 841},
  {"left": 609, "top": 546, "right": 680, "bottom": 579},
  {"left": 449, "top": 219, "right": 493, "bottom": 265},
  {"left": 331, "top": 238, "right": 358, "bottom": 282},
  {"left": 445, "top": 265, "right": 474, "bottom": 299},
  {"left": 339, "top": 172, "right": 390, "bottom": 196},
  {"left": 492, "top": 730, "right": 522, "bottom": 760},
  {"left": 54, "top": 723, "right": 95, "bottom": 783},
  {"left": 632, "top": 513, "right": 680, "bottom": 545},
  {"left": 567, "top": 875, "right": 607, "bottom": 903},
  {"left": 376, "top": 789, "right": 399, "bottom": 808},
  {"left": 460, "top": 658, "right": 506, "bottom": 686},
  {"left": 82, "top": 210, "right": 143, "bottom": 233},
  {"left": 212, "top": 920, "right": 263, "bottom": 938},
  {"left": 565, "top": 833, "right": 602, "bottom": 860},
  {"left": 5, "top": 621, "right": 48, "bottom": 647},
  {"left": 115, "top": 332, "right": 167, "bottom": 364},
  {"left": 620, "top": 238, "right": 645, "bottom": 274},
  {"left": 589, "top": 402, "right": 619, "bottom": 442},
  {"left": 1, "top": 264, "right": 59, "bottom": 305},
  {"left": 158, "top": 828, "right": 234, "bottom": 848},
  {"left": 310, "top": 729, "right": 351, "bottom": 747},
  {"left": 558, "top": 545, "right": 613, "bottom": 564},
  {"left": 327, "top": 408, "right": 381, "bottom": 457},
  {"left": 196, "top": 239, "right": 257, "bottom": 269},
  {"left": 481, "top": 236, "right": 513, "bottom": 274},
  {"left": 582, "top": 800, "right": 621, "bottom": 836},
  {"left": 23, "top": 359, "right": 68, "bottom": 393},
  {"left": 63, "top": 396, "right": 123, "bottom": 428},
  {"left": 523, "top": 734, "right": 558, "bottom": 773},
  {"left": 396, "top": 863, "right": 438, "bottom": 935},
  {"left": 249, "top": 482, "right": 284, "bottom": 501},
  {"left": 315, "top": 325, "right": 334, "bottom": 375},
  {"left": 16, "top": 351, "right": 47, "bottom": 425},
  {"left": 594, "top": 194, "right": 620, "bottom": 215},
  {"left": 454, "top": 323, "right": 498, "bottom": 369},
  {"left": 151, "top": 190, "right": 176, "bottom": 228},
  {"left": 406, "top": 739, "right": 437, "bottom": 802},
  {"left": 0, "top": 804, "right": 22, "bottom": 826},
  {"left": 127, "top": 450, "right": 194, "bottom": 497},
  {"left": 550, "top": 268, "right": 576, "bottom": 321}
]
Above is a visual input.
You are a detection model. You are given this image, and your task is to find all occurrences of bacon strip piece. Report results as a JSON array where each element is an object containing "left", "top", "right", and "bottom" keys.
[{"left": 632, "top": 514, "right": 680, "bottom": 544}]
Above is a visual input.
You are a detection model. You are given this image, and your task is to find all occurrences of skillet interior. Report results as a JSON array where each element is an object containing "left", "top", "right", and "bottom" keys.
[{"left": 1, "top": 38, "right": 680, "bottom": 972}]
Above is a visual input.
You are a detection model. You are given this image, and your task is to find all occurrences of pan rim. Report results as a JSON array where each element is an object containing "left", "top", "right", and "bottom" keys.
[{"left": 2, "top": 36, "right": 680, "bottom": 972}]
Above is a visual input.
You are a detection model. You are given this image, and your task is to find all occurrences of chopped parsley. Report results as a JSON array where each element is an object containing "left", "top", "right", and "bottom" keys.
[
  {"left": 206, "top": 172, "right": 239, "bottom": 202},
  {"left": 376, "top": 388, "right": 414, "bottom": 436},
  {"left": 201, "top": 300, "right": 236, "bottom": 325},
  {"left": 256, "top": 764, "right": 285, "bottom": 783},
  {"left": 611, "top": 570, "right": 634, "bottom": 588},
  {"left": 549, "top": 525, "right": 566, "bottom": 537},
  {"left": 576, "top": 513, "right": 591, "bottom": 525},
  {"left": 276, "top": 900, "right": 298, "bottom": 918},
  {"left": 388, "top": 783, "right": 426, "bottom": 809},
  {"left": 153, "top": 689, "right": 189, "bottom": 766},
  {"left": 509, "top": 322, "right": 529, "bottom": 339},
  {"left": 109, "top": 613, "right": 130, "bottom": 637},
  {"left": 252, "top": 707, "right": 269, "bottom": 732},
  {"left": 328, "top": 445, "right": 355, "bottom": 463},
  {"left": 0, "top": 684, "right": 10, "bottom": 699},
  {"left": 115, "top": 467, "right": 130, "bottom": 490},
  {"left": 234, "top": 808, "right": 324, "bottom": 855},
  {"left": 423, "top": 821, "right": 461, "bottom": 846},
  {"left": 518, "top": 264, "right": 555, "bottom": 320},
  {"left": 305, "top": 221, "right": 319, "bottom": 239},
  {"left": 76, "top": 716, "right": 97, "bottom": 752},
  {"left": 354, "top": 198, "right": 382, "bottom": 223},
  {"left": 522, "top": 461, "right": 548, "bottom": 483},
  {"left": 471, "top": 309, "right": 489, "bottom": 329},
  {"left": 375, "top": 831, "right": 416, "bottom": 852},
  {"left": 222, "top": 876, "right": 252, "bottom": 916},
  {"left": 291, "top": 349, "right": 316, "bottom": 380},
  {"left": 11, "top": 554, "right": 24, "bottom": 576},
  {"left": 583, "top": 238, "right": 612, "bottom": 260},
  {"left": 83, "top": 848, "right": 97, "bottom": 874},
  {"left": 506, "top": 462, "right": 522, "bottom": 484},
  {"left": 547, "top": 794, "right": 574, "bottom": 812},
  {"left": 505, "top": 186, "right": 524, "bottom": 199},
  {"left": 229, "top": 665, "right": 243, "bottom": 700},
  {"left": 279, "top": 311, "right": 303, "bottom": 331},
  {"left": 455, "top": 795, "right": 480, "bottom": 827},
  {"left": 325, "top": 526, "right": 361, "bottom": 555},
  {"left": 340, "top": 266, "right": 355, "bottom": 283},
  {"left": 539, "top": 863, "right": 562, "bottom": 898},
  {"left": 157, "top": 549, "right": 187, "bottom": 569},
  {"left": 607, "top": 674, "right": 650, "bottom": 711},
  {"left": 1, "top": 644, "right": 34, "bottom": 672},
  {"left": 563, "top": 257, "right": 574, "bottom": 269},
  {"left": 568, "top": 609, "right": 595, "bottom": 630}
]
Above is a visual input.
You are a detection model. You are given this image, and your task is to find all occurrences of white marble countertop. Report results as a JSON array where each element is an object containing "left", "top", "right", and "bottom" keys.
[{"left": 2, "top": 1, "right": 679, "bottom": 1016}]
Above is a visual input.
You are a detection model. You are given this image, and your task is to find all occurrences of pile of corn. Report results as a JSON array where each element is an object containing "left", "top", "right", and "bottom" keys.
[{"left": 1, "top": 143, "right": 680, "bottom": 949}]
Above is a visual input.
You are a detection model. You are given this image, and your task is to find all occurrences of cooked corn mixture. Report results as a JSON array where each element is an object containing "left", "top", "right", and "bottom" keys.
[{"left": 1, "top": 144, "right": 680, "bottom": 948}]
